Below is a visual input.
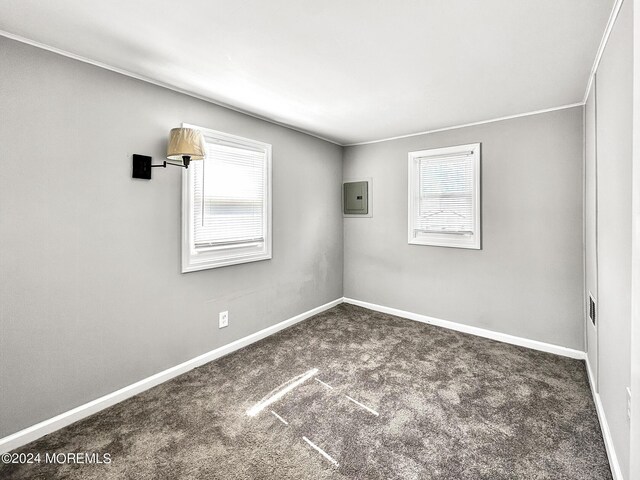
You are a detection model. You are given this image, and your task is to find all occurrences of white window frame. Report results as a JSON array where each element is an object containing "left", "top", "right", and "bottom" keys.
[
  {"left": 181, "top": 123, "right": 272, "bottom": 272},
  {"left": 408, "top": 142, "right": 481, "bottom": 249}
]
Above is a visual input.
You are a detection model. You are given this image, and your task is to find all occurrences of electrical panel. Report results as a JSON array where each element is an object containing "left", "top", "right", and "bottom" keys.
[{"left": 343, "top": 181, "right": 368, "bottom": 215}]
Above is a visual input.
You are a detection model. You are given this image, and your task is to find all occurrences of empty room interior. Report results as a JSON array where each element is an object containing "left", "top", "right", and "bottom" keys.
[{"left": 1, "top": 1, "right": 640, "bottom": 479}]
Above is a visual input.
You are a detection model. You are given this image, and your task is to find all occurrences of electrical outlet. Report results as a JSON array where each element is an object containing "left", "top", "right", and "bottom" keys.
[
  {"left": 219, "top": 311, "right": 229, "bottom": 329},
  {"left": 627, "top": 387, "right": 632, "bottom": 421}
]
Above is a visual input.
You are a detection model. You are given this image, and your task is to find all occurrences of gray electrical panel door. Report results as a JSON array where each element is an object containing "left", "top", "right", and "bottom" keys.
[{"left": 343, "top": 181, "right": 368, "bottom": 214}]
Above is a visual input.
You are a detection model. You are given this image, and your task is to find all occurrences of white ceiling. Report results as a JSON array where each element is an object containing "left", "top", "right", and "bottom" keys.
[{"left": 0, "top": 0, "right": 613, "bottom": 145}]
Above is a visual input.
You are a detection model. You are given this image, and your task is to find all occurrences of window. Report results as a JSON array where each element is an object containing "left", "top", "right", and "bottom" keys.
[
  {"left": 182, "top": 124, "right": 272, "bottom": 272},
  {"left": 408, "top": 143, "right": 481, "bottom": 249}
]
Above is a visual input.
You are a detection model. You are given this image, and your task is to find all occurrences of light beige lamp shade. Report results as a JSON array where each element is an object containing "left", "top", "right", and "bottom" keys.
[{"left": 167, "top": 128, "right": 206, "bottom": 165}]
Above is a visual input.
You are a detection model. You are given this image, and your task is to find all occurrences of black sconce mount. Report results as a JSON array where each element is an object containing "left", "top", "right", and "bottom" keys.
[{"left": 132, "top": 154, "right": 192, "bottom": 180}]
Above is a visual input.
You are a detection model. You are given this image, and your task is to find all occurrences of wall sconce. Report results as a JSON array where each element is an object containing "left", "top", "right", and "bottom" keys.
[{"left": 132, "top": 127, "right": 205, "bottom": 179}]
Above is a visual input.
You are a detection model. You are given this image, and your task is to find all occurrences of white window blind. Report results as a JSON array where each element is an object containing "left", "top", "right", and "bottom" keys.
[
  {"left": 408, "top": 143, "right": 480, "bottom": 249},
  {"left": 192, "top": 142, "right": 266, "bottom": 248},
  {"left": 417, "top": 153, "right": 474, "bottom": 235}
]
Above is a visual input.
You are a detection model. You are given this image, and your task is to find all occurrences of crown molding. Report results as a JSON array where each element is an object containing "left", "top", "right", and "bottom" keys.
[
  {"left": 344, "top": 102, "right": 585, "bottom": 147},
  {"left": 582, "top": 0, "right": 625, "bottom": 103},
  {"left": 0, "top": 29, "right": 342, "bottom": 147},
  {"left": 1, "top": 14, "right": 612, "bottom": 149}
]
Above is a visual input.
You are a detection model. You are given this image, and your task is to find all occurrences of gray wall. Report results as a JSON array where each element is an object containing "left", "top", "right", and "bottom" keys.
[
  {"left": 0, "top": 38, "right": 344, "bottom": 437},
  {"left": 589, "top": 0, "right": 633, "bottom": 475},
  {"left": 343, "top": 107, "right": 584, "bottom": 350},
  {"left": 585, "top": 86, "right": 598, "bottom": 381}
]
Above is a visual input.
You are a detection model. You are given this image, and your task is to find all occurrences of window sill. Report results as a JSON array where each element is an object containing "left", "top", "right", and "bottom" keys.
[
  {"left": 182, "top": 250, "right": 272, "bottom": 273},
  {"left": 408, "top": 235, "right": 481, "bottom": 250}
]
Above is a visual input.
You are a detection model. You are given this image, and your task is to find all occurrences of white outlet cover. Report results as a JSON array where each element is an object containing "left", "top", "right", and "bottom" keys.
[{"left": 219, "top": 311, "right": 229, "bottom": 329}]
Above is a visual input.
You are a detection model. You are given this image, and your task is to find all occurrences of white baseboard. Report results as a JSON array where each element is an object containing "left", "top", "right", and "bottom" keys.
[
  {"left": 343, "top": 298, "right": 586, "bottom": 360},
  {"left": 0, "top": 297, "right": 342, "bottom": 454},
  {"left": 345, "top": 298, "right": 624, "bottom": 476},
  {"left": 585, "top": 358, "right": 624, "bottom": 480},
  {"left": 0, "top": 296, "right": 598, "bottom": 459}
]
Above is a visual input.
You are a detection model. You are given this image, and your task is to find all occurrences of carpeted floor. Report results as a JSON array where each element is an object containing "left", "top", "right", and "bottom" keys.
[{"left": 1, "top": 304, "right": 612, "bottom": 479}]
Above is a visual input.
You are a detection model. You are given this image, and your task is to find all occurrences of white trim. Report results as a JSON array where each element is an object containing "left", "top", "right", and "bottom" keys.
[
  {"left": 0, "top": 30, "right": 342, "bottom": 147},
  {"left": 630, "top": 1, "right": 640, "bottom": 474},
  {"left": 0, "top": 297, "right": 342, "bottom": 454},
  {"left": 592, "top": 79, "right": 601, "bottom": 391},
  {"left": 583, "top": 0, "right": 625, "bottom": 103},
  {"left": 585, "top": 357, "right": 624, "bottom": 480},
  {"left": 343, "top": 103, "right": 584, "bottom": 147},
  {"left": 582, "top": 103, "right": 588, "bottom": 359},
  {"left": 343, "top": 298, "right": 585, "bottom": 359}
]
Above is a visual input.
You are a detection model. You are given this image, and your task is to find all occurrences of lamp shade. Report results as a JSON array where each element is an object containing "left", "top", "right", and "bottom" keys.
[{"left": 167, "top": 128, "right": 205, "bottom": 162}]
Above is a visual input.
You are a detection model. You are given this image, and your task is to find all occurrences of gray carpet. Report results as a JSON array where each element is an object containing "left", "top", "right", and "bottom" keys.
[{"left": 1, "top": 304, "right": 612, "bottom": 479}]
